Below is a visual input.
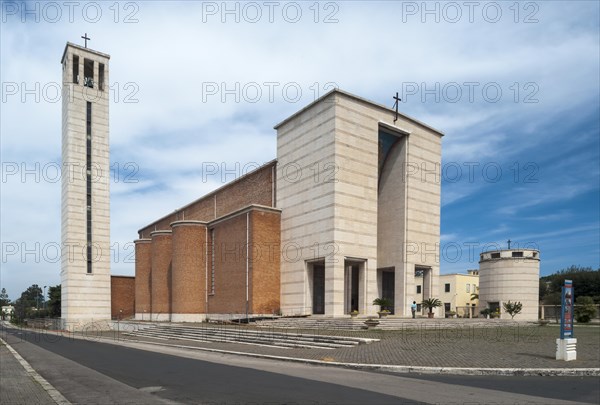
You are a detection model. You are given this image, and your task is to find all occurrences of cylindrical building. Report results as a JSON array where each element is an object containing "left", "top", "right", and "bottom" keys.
[
  {"left": 479, "top": 249, "right": 540, "bottom": 320},
  {"left": 134, "top": 238, "right": 152, "bottom": 320},
  {"left": 170, "top": 221, "right": 207, "bottom": 322},
  {"left": 150, "top": 230, "right": 172, "bottom": 321}
]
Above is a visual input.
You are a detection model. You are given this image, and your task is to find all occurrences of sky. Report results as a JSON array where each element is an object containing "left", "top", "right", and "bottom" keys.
[{"left": 1, "top": 1, "right": 599, "bottom": 301}]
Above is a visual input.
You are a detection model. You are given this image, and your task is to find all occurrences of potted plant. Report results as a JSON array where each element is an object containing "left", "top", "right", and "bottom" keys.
[
  {"left": 421, "top": 298, "right": 442, "bottom": 318},
  {"left": 445, "top": 310, "right": 456, "bottom": 318},
  {"left": 350, "top": 310, "right": 359, "bottom": 318},
  {"left": 363, "top": 316, "right": 380, "bottom": 329},
  {"left": 372, "top": 297, "right": 392, "bottom": 318},
  {"left": 480, "top": 308, "right": 491, "bottom": 319}
]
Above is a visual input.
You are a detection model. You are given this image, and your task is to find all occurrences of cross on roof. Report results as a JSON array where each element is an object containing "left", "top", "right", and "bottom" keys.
[
  {"left": 81, "top": 33, "right": 90, "bottom": 48},
  {"left": 507, "top": 239, "right": 512, "bottom": 249},
  {"left": 393, "top": 92, "right": 401, "bottom": 123}
]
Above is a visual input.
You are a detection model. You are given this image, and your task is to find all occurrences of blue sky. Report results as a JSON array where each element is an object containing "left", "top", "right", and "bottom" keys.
[{"left": 1, "top": 1, "right": 599, "bottom": 300}]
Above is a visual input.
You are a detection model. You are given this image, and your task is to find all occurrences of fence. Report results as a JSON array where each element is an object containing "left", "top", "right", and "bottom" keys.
[{"left": 539, "top": 304, "right": 600, "bottom": 322}]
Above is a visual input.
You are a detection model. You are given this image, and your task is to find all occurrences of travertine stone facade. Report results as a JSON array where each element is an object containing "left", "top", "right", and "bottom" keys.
[
  {"left": 61, "top": 43, "right": 111, "bottom": 329},
  {"left": 479, "top": 249, "right": 540, "bottom": 320},
  {"left": 275, "top": 90, "right": 442, "bottom": 316}
]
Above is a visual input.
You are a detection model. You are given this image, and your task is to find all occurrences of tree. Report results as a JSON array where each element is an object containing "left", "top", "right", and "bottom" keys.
[
  {"left": 539, "top": 279, "right": 549, "bottom": 302},
  {"left": 372, "top": 297, "right": 392, "bottom": 312},
  {"left": 541, "top": 266, "right": 600, "bottom": 303},
  {"left": 421, "top": 298, "right": 442, "bottom": 314},
  {"left": 0, "top": 288, "right": 10, "bottom": 306},
  {"left": 574, "top": 296, "right": 597, "bottom": 323},
  {"left": 503, "top": 301, "right": 523, "bottom": 319},
  {"left": 47, "top": 285, "right": 61, "bottom": 317},
  {"left": 13, "top": 284, "right": 44, "bottom": 322}
]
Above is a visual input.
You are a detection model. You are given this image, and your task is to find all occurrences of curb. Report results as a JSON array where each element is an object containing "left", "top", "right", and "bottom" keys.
[
  {"left": 5, "top": 323, "right": 600, "bottom": 377},
  {"left": 0, "top": 337, "right": 71, "bottom": 405}
]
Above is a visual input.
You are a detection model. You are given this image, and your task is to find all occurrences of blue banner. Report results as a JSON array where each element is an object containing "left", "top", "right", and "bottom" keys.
[{"left": 560, "top": 280, "right": 574, "bottom": 339}]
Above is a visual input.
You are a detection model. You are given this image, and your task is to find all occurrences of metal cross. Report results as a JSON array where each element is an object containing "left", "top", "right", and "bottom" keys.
[
  {"left": 507, "top": 239, "right": 512, "bottom": 249},
  {"left": 81, "top": 33, "right": 91, "bottom": 48},
  {"left": 393, "top": 92, "right": 401, "bottom": 123}
]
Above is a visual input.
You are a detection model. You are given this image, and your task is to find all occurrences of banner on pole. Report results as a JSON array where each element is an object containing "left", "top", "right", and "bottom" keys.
[{"left": 560, "top": 279, "right": 574, "bottom": 339}]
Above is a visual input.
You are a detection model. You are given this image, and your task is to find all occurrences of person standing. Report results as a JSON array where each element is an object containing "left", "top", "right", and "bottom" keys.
[{"left": 411, "top": 301, "right": 417, "bottom": 318}]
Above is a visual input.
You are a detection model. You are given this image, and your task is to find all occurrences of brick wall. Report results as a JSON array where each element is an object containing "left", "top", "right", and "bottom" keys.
[
  {"left": 151, "top": 231, "right": 172, "bottom": 316},
  {"left": 134, "top": 239, "right": 151, "bottom": 315},
  {"left": 250, "top": 210, "right": 281, "bottom": 314},
  {"left": 208, "top": 213, "right": 248, "bottom": 314},
  {"left": 138, "top": 161, "right": 275, "bottom": 239},
  {"left": 111, "top": 276, "right": 135, "bottom": 319},
  {"left": 134, "top": 160, "right": 280, "bottom": 319},
  {"left": 171, "top": 221, "right": 207, "bottom": 314}
]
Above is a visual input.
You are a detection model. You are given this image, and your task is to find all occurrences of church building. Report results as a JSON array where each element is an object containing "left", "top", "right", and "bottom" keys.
[
  {"left": 60, "top": 41, "right": 443, "bottom": 325},
  {"left": 133, "top": 90, "right": 443, "bottom": 320}
]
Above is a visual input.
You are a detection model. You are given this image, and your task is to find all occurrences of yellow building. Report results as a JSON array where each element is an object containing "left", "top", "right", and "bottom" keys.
[{"left": 416, "top": 270, "right": 479, "bottom": 317}]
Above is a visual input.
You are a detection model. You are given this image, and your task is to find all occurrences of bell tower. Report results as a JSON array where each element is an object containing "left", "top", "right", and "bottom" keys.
[{"left": 60, "top": 39, "right": 111, "bottom": 329}]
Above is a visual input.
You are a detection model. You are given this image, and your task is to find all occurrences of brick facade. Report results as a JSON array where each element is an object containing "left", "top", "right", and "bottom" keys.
[
  {"left": 249, "top": 210, "right": 281, "bottom": 314},
  {"left": 111, "top": 276, "right": 135, "bottom": 319},
  {"left": 134, "top": 239, "right": 151, "bottom": 316},
  {"left": 133, "top": 161, "right": 281, "bottom": 320},
  {"left": 150, "top": 230, "right": 172, "bottom": 320},
  {"left": 171, "top": 221, "right": 207, "bottom": 315},
  {"left": 137, "top": 162, "right": 275, "bottom": 238}
]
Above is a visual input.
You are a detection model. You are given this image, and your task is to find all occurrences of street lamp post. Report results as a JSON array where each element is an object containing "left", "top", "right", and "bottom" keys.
[{"left": 43, "top": 286, "right": 47, "bottom": 310}]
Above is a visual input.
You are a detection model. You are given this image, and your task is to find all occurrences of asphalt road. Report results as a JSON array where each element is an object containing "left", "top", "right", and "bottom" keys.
[{"left": 2, "top": 326, "right": 598, "bottom": 405}]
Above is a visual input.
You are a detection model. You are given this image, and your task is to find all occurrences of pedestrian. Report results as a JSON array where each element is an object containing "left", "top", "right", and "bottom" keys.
[{"left": 411, "top": 301, "right": 417, "bottom": 318}]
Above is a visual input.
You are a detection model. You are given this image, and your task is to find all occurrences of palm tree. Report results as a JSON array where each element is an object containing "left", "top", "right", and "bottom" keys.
[
  {"left": 372, "top": 297, "right": 392, "bottom": 312},
  {"left": 421, "top": 298, "right": 442, "bottom": 318}
]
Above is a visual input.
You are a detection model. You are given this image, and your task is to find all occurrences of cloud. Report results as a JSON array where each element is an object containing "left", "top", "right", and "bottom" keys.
[{"left": 1, "top": 1, "right": 599, "bottom": 297}]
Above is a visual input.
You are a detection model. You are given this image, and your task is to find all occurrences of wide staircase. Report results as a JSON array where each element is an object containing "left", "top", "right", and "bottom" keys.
[
  {"left": 123, "top": 323, "right": 378, "bottom": 349},
  {"left": 254, "top": 316, "right": 520, "bottom": 330}
]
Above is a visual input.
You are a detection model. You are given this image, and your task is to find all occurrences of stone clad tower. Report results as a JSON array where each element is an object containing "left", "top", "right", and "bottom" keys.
[{"left": 60, "top": 42, "right": 111, "bottom": 328}]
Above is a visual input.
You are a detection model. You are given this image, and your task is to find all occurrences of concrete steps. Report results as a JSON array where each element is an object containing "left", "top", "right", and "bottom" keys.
[
  {"left": 124, "top": 324, "right": 378, "bottom": 349},
  {"left": 255, "top": 317, "right": 520, "bottom": 330}
]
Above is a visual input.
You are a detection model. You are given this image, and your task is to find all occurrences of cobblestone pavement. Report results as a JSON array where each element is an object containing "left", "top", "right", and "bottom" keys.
[
  {"left": 66, "top": 321, "right": 600, "bottom": 369},
  {"left": 0, "top": 343, "right": 57, "bottom": 404}
]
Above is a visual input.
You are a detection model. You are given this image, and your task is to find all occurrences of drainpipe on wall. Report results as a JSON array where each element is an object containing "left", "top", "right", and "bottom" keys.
[
  {"left": 205, "top": 227, "right": 208, "bottom": 316},
  {"left": 246, "top": 211, "right": 249, "bottom": 322}
]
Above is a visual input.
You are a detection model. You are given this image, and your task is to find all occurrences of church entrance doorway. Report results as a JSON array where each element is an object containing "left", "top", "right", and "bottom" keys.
[
  {"left": 381, "top": 269, "right": 395, "bottom": 314},
  {"left": 344, "top": 261, "right": 361, "bottom": 314},
  {"left": 312, "top": 263, "right": 325, "bottom": 314}
]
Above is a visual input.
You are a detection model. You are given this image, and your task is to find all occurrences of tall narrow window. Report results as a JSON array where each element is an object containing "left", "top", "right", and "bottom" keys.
[
  {"left": 84, "top": 58, "right": 94, "bottom": 88},
  {"left": 98, "top": 63, "right": 105, "bottom": 91},
  {"left": 72, "top": 55, "right": 79, "bottom": 83},
  {"left": 445, "top": 283, "right": 450, "bottom": 293},
  {"left": 86, "top": 102, "right": 92, "bottom": 274},
  {"left": 210, "top": 229, "right": 215, "bottom": 294}
]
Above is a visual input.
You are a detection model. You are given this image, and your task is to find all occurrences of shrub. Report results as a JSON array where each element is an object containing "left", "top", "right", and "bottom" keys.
[
  {"left": 503, "top": 301, "right": 523, "bottom": 319},
  {"left": 574, "top": 296, "right": 597, "bottom": 323}
]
